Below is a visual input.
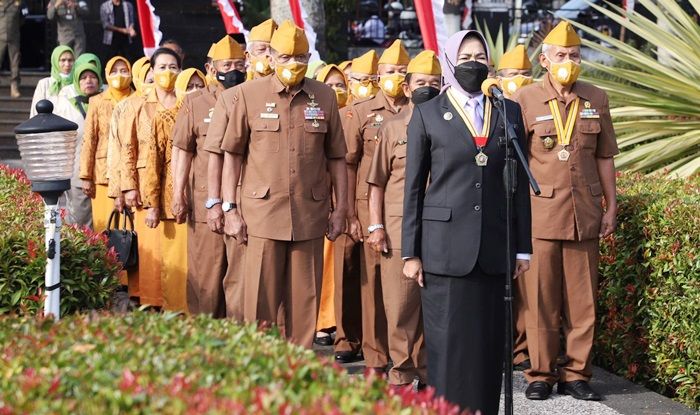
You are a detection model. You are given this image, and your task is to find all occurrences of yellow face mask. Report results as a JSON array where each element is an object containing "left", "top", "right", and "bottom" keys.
[
  {"left": 154, "top": 70, "right": 178, "bottom": 91},
  {"left": 500, "top": 75, "right": 533, "bottom": 95},
  {"left": 379, "top": 73, "right": 406, "bottom": 98},
  {"left": 107, "top": 74, "right": 132, "bottom": 90},
  {"left": 547, "top": 58, "right": 581, "bottom": 87},
  {"left": 251, "top": 56, "right": 273, "bottom": 76},
  {"left": 276, "top": 62, "right": 308, "bottom": 87},
  {"left": 351, "top": 79, "right": 379, "bottom": 100},
  {"left": 333, "top": 86, "right": 348, "bottom": 108}
]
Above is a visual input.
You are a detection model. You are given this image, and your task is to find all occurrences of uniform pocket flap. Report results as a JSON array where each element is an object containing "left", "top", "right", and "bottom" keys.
[
  {"left": 579, "top": 121, "right": 601, "bottom": 134},
  {"left": 304, "top": 121, "right": 328, "bottom": 133},
  {"left": 533, "top": 122, "right": 555, "bottom": 137},
  {"left": 422, "top": 206, "right": 451, "bottom": 221},
  {"left": 532, "top": 184, "right": 554, "bottom": 198},
  {"left": 244, "top": 185, "right": 270, "bottom": 199},
  {"left": 589, "top": 182, "right": 603, "bottom": 197},
  {"left": 252, "top": 118, "right": 281, "bottom": 132},
  {"left": 386, "top": 203, "right": 403, "bottom": 217},
  {"left": 311, "top": 183, "right": 329, "bottom": 201}
]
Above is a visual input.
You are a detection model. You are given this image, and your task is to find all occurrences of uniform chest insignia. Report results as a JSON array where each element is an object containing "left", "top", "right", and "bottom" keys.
[
  {"left": 535, "top": 114, "right": 554, "bottom": 122},
  {"left": 204, "top": 108, "right": 214, "bottom": 123},
  {"left": 398, "top": 139, "right": 407, "bottom": 145},
  {"left": 375, "top": 114, "right": 383, "bottom": 123},
  {"left": 584, "top": 101, "right": 591, "bottom": 109},
  {"left": 266, "top": 102, "right": 276, "bottom": 108},
  {"left": 443, "top": 112, "right": 453, "bottom": 121},
  {"left": 580, "top": 107, "right": 600, "bottom": 119},
  {"left": 260, "top": 112, "right": 279, "bottom": 119},
  {"left": 542, "top": 136, "right": 555, "bottom": 149}
]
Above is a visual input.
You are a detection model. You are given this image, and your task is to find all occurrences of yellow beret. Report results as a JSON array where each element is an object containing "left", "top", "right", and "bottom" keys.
[
  {"left": 249, "top": 19, "right": 278, "bottom": 43},
  {"left": 497, "top": 45, "right": 532, "bottom": 71},
  {"left": 211, "top": 35, "right": 245, "bottom": 61},
  {"left": 338, "top": 60, "right": 352, "bottom": 71},
  {"left": 407, "top": 50, "right": 441, "bottom": 75},
  {"left": 316, "top": 64, "right": 347, "bottom": 85},
  {"left": 270, "top": 20, "right": 309, "bottom": 55},
  {"left": 378, "top": 39, "right": 410, "bottom": 65},
  {"left": 351, "top": 50, "right": 378, "bottom": 75},
  {"left": 543, "top": 21, "right": 581, "bottom": 47},
  {"left": 206, "top": 43, "right": 216, "bottom": 59}
]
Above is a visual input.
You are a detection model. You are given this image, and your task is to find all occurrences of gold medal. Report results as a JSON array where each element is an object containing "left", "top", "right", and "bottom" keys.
[
  {"left": 375, "top": 114, "right": 383, "bottom": 123},
  {"left": 543, "top": 136, "right": 555, "bottom": 150},
  {"left": 475, "top": 151, "right": 488, "bottom": 166},
  {"left": 558, "top": 147, "right": 571, "bottom": 161},
  {"left": 312, "top": 120, "right": 320, "bottom": 128}
]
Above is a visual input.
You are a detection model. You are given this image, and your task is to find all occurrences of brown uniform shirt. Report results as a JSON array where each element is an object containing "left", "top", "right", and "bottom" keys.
[
  {"left": 172, "top": 85, "right": 222, "bottom": 223},
  {"left": 366, "top": 108, "right": 411, "bottom": 251},
  {"left": 512, "top": 76, "right": 619, "bottom": 241},
  {"left": 218, "top": 75, "right": 347, "bottom": 241},
  {"left": 344, "top": 91, "right": 404, "bottom": 236},
  {"left": 120, "top": 90, "right": 161, "bottom": 197},
  {"left": 80, "top": 90, "right": 133, "bottom": 184},
  {"left": 106, "top": 94, "right": 144, "bottom": 198}
]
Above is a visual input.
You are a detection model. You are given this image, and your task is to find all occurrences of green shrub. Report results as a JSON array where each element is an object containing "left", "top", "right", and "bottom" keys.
[
  {"left": 596, "top": 172, "right": 700, "bottom": 409},
  {"left": 0, "top": 164, "right": 121, "bottom": 315},
  {"left": 0, "top": 312, "right": 466, "bottom": 414}
]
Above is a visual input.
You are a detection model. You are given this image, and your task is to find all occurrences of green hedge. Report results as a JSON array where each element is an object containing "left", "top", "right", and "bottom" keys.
[
  {"left": 596, "top": 172, "right": 700, "bottom": 409},
  {"left": 0, "top": 164, "right": 121, "bottom": 315},
  {"left": 0, "top": 312, "right": 465, "bottom": 414}
]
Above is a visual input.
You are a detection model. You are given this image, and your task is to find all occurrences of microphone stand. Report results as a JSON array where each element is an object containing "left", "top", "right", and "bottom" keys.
[{"left": 492, "top": 95, "right": 540, "bottom": 415}]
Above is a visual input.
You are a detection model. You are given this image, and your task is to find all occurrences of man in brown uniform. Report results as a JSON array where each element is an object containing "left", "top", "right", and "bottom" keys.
[
  {"left": 366, "top": 50, "right": 441, "bottom": 387},
  {"left": 0, "top": 0, "right": 21, "bottom": 98},
  {"left": 511, "top": 21, "right": 618, "bottom": 401},
  {"left": 333, "top": 49, "right": 379, "bottom": 363},
  {"left": 343, "top": 39, "right": 410, "bottom": 371},
  {"left": 217, "top": 20, "right": 348, "bottom": 349},
  {"left": 171, "top": 35, "right": 246, "bottom": 318},
  {"left": 246, "top": 18, "right": 277, "bottom": 80}
]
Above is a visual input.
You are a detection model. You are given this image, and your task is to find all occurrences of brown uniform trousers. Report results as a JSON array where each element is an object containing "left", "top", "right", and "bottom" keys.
[
  {"left": 366, "top": 108, "right": 425, "bottom": 385},
  {"left": 172, "top": 84, "right": 237, "bottom": 319},
  {"left": 512, "top": 76, "right": 619, "bottom": 385},
  {"left": 218, "top": 75, "right": 347, "bottom": 349},
  {"left": 332, "top": 105, "right": 363, "bottom": 355},
  {"left": 0, "top": 0, "right": 21, "bottom": 87},
  {"left": 343, "top": 91, "right": 405, "bottom": 367}
]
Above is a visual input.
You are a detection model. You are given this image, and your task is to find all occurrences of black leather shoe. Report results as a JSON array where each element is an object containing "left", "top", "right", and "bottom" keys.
[
  {"left": 335, "top": 351, "right": 362, "bottom": 363},
  {"left": 558, "top": 380, "right": 602, "bottom": 401},
  {"left": 514, "top": 358, "right": 531, "bottom": 371},
  {"left": 525, "top": 381, "right": 553, "bottom": 400},
  {"left": 314, "top": 334, "right": 333, "bottom": 346}
]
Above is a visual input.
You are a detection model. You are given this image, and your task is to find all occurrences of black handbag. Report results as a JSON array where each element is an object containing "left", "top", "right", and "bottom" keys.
[{"left": 103, "top": 209, "right": 139, "bottom": 270}]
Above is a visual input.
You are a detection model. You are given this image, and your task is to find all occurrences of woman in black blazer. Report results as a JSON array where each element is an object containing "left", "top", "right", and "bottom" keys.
[{"left": 401, "top": 30, "right": 532, "bottom": 414}]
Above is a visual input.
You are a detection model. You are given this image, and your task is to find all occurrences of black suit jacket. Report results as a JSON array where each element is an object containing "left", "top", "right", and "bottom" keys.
[{"left": 402, "top": 92, "right": 532, "bottom": 276}]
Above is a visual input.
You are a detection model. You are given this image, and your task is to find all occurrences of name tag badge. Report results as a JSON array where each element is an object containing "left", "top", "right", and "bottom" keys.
[
  {"left": 203, "top": 118, "right": 211, "bottom": 123},
  {"left": 260, "top": 113, "right": 279, "bottom": 119},
  {"left": 535, "top": 114, "right": 554, "bottom": 122}
]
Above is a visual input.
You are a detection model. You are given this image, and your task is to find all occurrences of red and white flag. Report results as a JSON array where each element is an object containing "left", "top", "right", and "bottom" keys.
[
  {"left": 217, "top": 0, "right": 248, "bottom": 37},
  {"left": 624, "top": 0, "right": 636, "bottom": 13},
  {"left": 414, "top": 0, "right": 448, "bottom": 56},
  {"left": 288, "top": 0, "right": 320, "bottom": 62},
  {"left": 135, "top": 0, "right": 163, "bottom": 57}
]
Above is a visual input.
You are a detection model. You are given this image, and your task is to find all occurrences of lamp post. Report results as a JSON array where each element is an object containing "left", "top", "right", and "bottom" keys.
[{"left": 14, "top": 100, "right": 78, "bottom": 319}]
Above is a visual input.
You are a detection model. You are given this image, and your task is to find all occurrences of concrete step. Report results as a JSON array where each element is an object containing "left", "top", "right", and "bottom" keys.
[
  {"left": 0, "top": 71, "right": 49, "bottom": 88},
  {"left": 0, "top": 132, "right": 19, "bottom": 160},
  {"left": 0, "top": 118, "right": 26, "bottom": 135},
  {"left": 0, "top": 107, "right": 31, "bottom": 116}
]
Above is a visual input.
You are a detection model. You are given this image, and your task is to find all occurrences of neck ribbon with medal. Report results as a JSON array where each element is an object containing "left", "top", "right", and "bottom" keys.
[
  {"left": 304, "top": 94, "right": 324, "bottom": 127},
  {"left": 446, "top": 89, "right": 492, "bottom": 166},
  {"left": 548, "top": 97, "right": 580, "bottom": 162}
]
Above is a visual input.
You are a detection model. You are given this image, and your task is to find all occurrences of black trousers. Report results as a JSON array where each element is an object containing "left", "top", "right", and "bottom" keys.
[{"left": 422, "top": 267, "right": 505, "bottom": 415}]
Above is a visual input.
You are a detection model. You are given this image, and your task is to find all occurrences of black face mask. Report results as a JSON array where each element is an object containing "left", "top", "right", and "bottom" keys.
[
  {"left": 411, "top": 86, "right": 440, "bottom": 105},
  {"left": 453, "top": 61, "right": 489, "bottom": 94},
  {"left": 216, "top": 69, "right": 245, "bottom": 89}
]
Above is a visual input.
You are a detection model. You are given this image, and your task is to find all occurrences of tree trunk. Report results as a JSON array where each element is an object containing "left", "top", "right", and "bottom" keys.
[{"left": 269, "top": 0, "right": 327, "bottom": 57}]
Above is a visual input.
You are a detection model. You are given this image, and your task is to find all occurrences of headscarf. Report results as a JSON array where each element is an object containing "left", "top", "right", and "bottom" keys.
[
  {"left": 105, "top": 56, "right": 133, "bottom": 102},
  {"left": 316, "top": 64, "right": 349, "bottom": 108},
  {"left": 74, "top": 53, "right": 103, "bottom": 82},
  {"left": 49, "top": 45, "right": 75, "bottom": 96},
  {"left": 440, "top": 30, "right": 490, "bottom": 96},
  {"left": 136, "top": 62, "right": 153, "bottom": 96},
  {"left": 305, "top": 60, "right": 327, "bottom": 78},
  {"left": 174, "top": 68, "right": 206, "bottom": 108},
  {"left": 131, "top": 56, "right": 150, "bottom": 92},
  {"left": 71, "top": 62, "right": 101, "bottom": 116}
]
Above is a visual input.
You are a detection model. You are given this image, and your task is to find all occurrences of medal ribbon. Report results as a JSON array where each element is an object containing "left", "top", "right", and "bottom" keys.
[
  {"left": 548, "top": 97, "right": 580, "bottom": 147},
  {"left": 447, "top": 88, "right": 492, "bottom": 148}
]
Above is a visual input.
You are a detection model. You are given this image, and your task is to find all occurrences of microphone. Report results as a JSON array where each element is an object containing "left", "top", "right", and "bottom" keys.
[{"left": 481, "top": 78, "right": 505, "bottom": 100}]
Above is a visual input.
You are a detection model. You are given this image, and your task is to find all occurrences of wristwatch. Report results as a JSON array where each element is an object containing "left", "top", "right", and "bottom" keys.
[
  {"left": 222, "top": 202, "right": 237, "bottom": 213},
  {"left": 367, "top": 224, "right": 385, "bottom": 233},
  {"left": 205, "top": 198, "right": 222, "bottom": 209}
]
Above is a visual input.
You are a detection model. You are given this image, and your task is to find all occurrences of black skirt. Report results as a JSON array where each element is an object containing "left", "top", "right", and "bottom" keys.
[{"left": 421, "top": 266, "right": 506, "bottom": 415}]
